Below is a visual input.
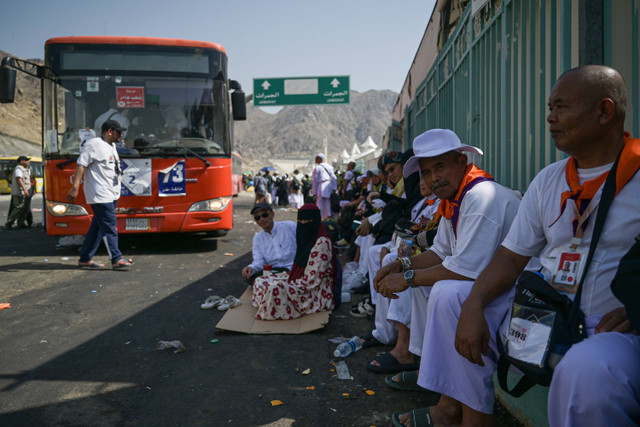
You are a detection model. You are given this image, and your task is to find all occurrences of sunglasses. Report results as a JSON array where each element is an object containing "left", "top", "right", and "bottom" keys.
[{"left": 254, "top": 212, "right": 270, "bottom": 221}]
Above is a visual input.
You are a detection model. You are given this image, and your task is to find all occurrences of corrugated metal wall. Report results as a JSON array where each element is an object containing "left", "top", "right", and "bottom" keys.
[{"left": 404, "top": 0, "right": 639, "bottom": 192}]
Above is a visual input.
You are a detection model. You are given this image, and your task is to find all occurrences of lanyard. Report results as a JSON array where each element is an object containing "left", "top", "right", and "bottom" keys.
[{"left": 567, "top": 185, "right": 602, "bottom": 246}]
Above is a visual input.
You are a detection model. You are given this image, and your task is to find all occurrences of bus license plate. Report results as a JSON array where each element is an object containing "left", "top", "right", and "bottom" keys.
[{"left": 126, "top": 218, "right": 150, "bottom": 231}]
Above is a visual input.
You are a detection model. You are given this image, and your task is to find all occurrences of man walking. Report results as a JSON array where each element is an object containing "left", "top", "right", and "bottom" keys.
[
  {"left": 5, "top": 155, "right": 32, "bottom": 229},
  {"left": 66, "top": 120, "right": 132, "bottom": 270},
  {"left": 311, "top": 153, "right": 337, "bottom": 219}
]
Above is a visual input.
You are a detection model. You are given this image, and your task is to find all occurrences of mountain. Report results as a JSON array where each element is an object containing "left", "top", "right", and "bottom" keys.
[
  {"left": 0, "top": 49, "right": 42, "bottom": 155},
  {"left": 0, "top": 48, "right": 397, "bottom": 163},
  {"left": 234, "top": 89, "right": 397, "bottom": 168}
]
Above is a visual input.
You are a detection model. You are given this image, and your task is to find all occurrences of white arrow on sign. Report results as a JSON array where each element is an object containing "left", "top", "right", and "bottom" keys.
[
  {"left": 262, "top": 80, "right": 271, "bottom": 90},
  {"left": 330, "top": 78, "right": 341, "bottom": 88}
]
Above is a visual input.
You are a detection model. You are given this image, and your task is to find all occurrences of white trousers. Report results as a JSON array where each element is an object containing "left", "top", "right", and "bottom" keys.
[
  {"left": 409, "top": 286, "right": 431, "bottom": 356},
  {"left": 548, "top": 319, "right": 640, "bottom": 426},
  {"left": 367, "top": 243, "right": 385, "bottom": 305},
  {"left": 418, "top": 279, "right": 640, "bottom": 423},
  {"left": 355, "top": 235, "right": 375, "bottom": 296},
  {"left": 417, "top": 280, "right": 512, "bottom": 414},
  {"left": 316, "top": 196, "right": 331, "bottom": 219},
  {"left": 371, "top": 250, "right": 414, "bottom": 344}
]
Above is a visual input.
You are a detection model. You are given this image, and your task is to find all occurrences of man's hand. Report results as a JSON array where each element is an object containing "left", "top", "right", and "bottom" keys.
[
  {"left": 366, "top": 191, "right": 381, "bottom": 205},
  {"left": 66, "top": 187, "right": 79, "bottom": 203},
  {"left": 355, "top": 218, "right": 372, "bottom": 236},
  {"left": 375, "top": 272, "right": 409, "bottom": 299},
  {"left": 241, "top": 266, "right": 254, "bottom": 280},
  {"left": 454, "top": 299, "right": 490, "bottom": 366},
  {"left": 596, "top": 307, "right": 637, "bottom": 334},
  {"left": 373, "top": 260, "right": 403, "bottom": 291}
]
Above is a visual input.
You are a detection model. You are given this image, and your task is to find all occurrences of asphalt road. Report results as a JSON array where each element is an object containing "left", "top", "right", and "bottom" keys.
[{"left": 0, "top": 192, "right": 518, "bottom": 426}]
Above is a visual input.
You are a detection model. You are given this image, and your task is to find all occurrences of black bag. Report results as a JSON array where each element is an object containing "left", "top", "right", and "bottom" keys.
[
  {"left": 496, "top": 271, "right": 588, "bottom": 394},
  {"left": 496, "top": 156, "right": 618, "bottom": 397},
  {"left": 330, "top": 191, "right": 341, "bottom": 213},
  {"left": 610, "top": 233, "right": 640, "bottom": 332}
]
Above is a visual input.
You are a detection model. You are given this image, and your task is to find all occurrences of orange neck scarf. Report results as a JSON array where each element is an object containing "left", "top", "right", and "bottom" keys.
[
  {"left": 558, "top": 133, "right": 640, "bottom": 222},
  {"left": 436, "top": 164, "right": 494, "bottom": 237}
]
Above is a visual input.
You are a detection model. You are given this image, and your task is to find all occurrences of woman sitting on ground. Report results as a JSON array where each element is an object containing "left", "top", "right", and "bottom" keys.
[{"left": 252, "top": 203, "right": 338, "bottom": 320}]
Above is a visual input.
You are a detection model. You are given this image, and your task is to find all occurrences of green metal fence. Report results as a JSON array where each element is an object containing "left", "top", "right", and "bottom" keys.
[{"left": 404, "top": 0, "right": 639, "bottom": 191}]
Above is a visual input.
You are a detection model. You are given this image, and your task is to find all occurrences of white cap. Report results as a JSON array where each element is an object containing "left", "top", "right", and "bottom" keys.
[
  {"left": 367, "top": 167, "right": 380, "bottom": 176},
  {"left": 403, "top": 129, "right": 483, "bottom": 177},
  {"left": 316, "top": 153, "right": 325, "bottom": 161}
]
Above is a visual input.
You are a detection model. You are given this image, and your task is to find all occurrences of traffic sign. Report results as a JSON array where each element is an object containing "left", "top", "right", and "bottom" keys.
[{"left": 253, "top": 76, "right": 350, "bottom": 106}]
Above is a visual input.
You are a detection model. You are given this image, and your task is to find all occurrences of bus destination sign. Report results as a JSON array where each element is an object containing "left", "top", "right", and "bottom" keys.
[{"left": 253, "top": 76, "right": 350, "bottom": 106}]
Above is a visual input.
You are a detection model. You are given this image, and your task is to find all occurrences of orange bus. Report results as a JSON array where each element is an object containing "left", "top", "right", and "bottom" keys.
[{"left": 0, "top": 36, "right": 246, "bottom": 236}]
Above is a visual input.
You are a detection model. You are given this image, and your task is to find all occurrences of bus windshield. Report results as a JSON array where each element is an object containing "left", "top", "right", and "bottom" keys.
[{"left": 45, "top": 75, "right": 230, "bottom": 159}]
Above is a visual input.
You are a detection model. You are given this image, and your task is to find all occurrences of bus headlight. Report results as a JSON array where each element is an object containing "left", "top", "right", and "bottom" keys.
[
  {"left": 188, "top": 197, "right": 231, "bottom": 213},
  {"left": 46, "top": 201, "right": 89, "bottom": 216}
]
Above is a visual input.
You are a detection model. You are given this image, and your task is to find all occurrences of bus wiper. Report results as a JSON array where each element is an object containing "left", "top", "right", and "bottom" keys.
[
  {"left": 178, "top": 145, "right": 211, "bottom": 167},
  {"left": 56, "top": 159, "right": 77, "bottom": 169}
]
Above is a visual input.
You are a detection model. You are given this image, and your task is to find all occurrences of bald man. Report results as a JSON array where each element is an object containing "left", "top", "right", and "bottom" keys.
[{"left": 394, "top": 66, "right": 640, "bottom": 427}]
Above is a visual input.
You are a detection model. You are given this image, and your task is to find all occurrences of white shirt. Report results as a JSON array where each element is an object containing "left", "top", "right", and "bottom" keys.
[
  {"left": 249, "top": 220, "right": 298, "bottom": 273},
  {"left": 312, "top": 162, "right": 336, "bottom": 198},
  {"left": 502, "top": 158, "right": 640, "bottom": 317},
  {"left": 430, "top": 180, "right": 521, "bottom": 280},
  {"left": 77, "top": 137, "right": 121, "bottom": 204},
  {"left": 94, "top": 109, "right": 130, "bottom": 139},
  {"left": 344, "top": 170, "right": 355, "bottom": 192}
]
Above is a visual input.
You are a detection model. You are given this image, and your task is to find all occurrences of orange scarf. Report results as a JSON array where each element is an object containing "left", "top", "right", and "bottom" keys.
[
  {"left": 437, "top": 164, "right": 494, "bottom": 219},
  {"left": 436, "top": 164, "right": 494, "bottom": 237},
  {"left": 558, "top": 133, "right": 640, "bottom": 221}
]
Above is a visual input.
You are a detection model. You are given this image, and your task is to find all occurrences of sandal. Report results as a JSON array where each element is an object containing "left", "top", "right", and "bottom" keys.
[
  {"left": 112, "top": 258, "right": 134, "bottom": 270},
  {"left": 78, "top": 260, "right": 104, "bottom": 269},
  {"left": 367, "top": 352, "right": 419, "bottom": 374},
  {"left": 218, "top": 295, "right": 242, "bottom": 311},
  {"left": 201, "top": 295, "right": 223, "bottom": 310},
  {"left": 361, "top": 332, "right": 388, "bottom": 348},
  {"left": 391, "top": 407, "right": 434, "bottom": 427},
  {"left": 349, "top": 300, "right": 374, "bottom": 318}
]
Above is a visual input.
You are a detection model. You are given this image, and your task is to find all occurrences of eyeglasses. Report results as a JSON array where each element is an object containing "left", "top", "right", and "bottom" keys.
[{"left": 254, "top": 212, "right": 270, "bottom": 221}]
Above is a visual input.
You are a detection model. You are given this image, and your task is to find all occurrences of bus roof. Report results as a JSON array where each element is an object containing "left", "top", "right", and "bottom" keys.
[{"left": 45, "top": 36, "right": 227, "bottom": 55}]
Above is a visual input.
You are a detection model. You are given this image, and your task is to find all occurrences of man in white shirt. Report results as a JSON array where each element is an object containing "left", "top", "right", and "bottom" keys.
[
  {"left": 242, "top": 203, "right": 297, "bottom": 285},
  {"left": 66, "top": 120, "right": 132, "bottom": 270},
  {"left": 311, "top": 153, "right": 337, "bottom": 219},
  {"left": 408, "top": 66, "right": 640, "bottom": 427},
  {"left": 373, "top": 129, "right": 521, "bottom": 424},
  {"left": 5, "top": 155, "right": 32, "bottom": 229}
]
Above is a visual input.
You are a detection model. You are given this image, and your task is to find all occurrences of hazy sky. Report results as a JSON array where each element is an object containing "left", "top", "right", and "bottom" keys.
[{"left": 1, "top": 0, "right": 436, "bottom": 98}]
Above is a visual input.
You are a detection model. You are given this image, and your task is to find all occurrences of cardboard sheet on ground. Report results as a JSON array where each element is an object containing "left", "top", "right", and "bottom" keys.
[{"left": 216, "top": 286, "right": 331, "bottom": 334}]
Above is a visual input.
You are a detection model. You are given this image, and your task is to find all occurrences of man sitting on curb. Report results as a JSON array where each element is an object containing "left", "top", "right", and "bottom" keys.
[
  {"left": 241, "top": 203, "right": 297, "bottom": 285},
  {"left": 395, "top": 66, "right": 640, "bottom": 427},
  {"left": 363, "top": 177, "right": 440, "bottom": 374},
  {"left": 374, "top": 129, "right": 522, "bottom": 421}
]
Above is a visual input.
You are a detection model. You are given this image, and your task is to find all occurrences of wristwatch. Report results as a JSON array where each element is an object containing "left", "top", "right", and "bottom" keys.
[
  {"left": 399, "top": 257, "right": 412, "bottom": 272},
  {"left": 404, "top": 269, "right": 417, "bottom": 288}
]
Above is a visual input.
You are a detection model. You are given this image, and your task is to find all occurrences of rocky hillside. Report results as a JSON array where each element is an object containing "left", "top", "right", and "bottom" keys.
[
  {"left": 0, "top": 49, "right": 42, "bottom": 154},
  {"left": 0, "top": 49, "right": 397, "bottom": 163},
  {"left": 234, "top": 89, "right": 397, "bottom": 167}
]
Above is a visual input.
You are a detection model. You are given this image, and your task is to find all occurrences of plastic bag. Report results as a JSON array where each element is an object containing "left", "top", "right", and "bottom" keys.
[{"left": 342, "top": 261, "right": 365, "bottom": 292}]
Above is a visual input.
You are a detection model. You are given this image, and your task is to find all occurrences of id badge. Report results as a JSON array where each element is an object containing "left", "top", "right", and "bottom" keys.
[{"left": 551, "top": 246, "right": 587, "bottom": 292}]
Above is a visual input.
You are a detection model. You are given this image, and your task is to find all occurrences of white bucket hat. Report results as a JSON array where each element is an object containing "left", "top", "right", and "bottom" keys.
[{"left": 403, "top": 129, "right": 483, "bottom": 177}]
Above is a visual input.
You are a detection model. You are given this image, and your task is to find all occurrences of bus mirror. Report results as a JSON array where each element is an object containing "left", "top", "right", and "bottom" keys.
[
  {"left": 0, "top": 66, "right": 17, "bottom": 103},
  {"left": 232, "top": 89, "right": 247, "bottom": 121}
]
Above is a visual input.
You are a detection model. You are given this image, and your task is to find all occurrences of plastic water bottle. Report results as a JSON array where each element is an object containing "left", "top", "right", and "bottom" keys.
[
  {"left": 334, "top": 336, "right": 364, "bottom": 358},
  {"left": 401, "top": 239, "right": 413, "bottom": 258}
]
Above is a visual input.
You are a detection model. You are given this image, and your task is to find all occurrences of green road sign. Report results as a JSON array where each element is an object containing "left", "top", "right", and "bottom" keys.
[{"left": 253, "top": 76, "right": 350, "bottom": 106}]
